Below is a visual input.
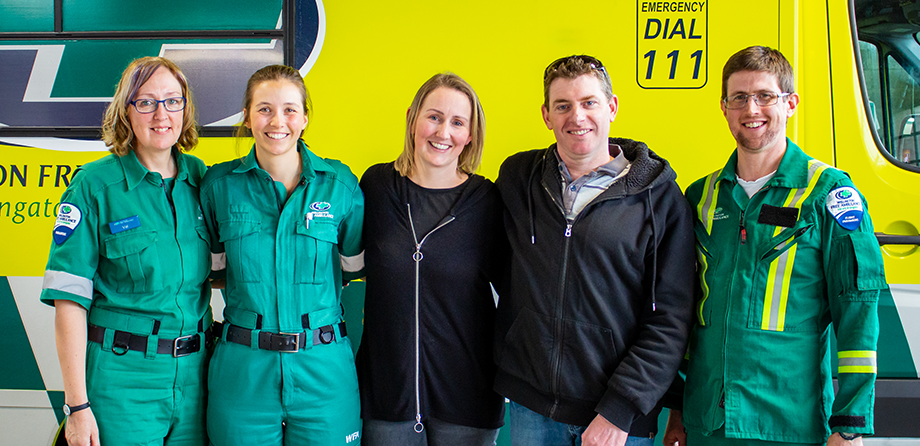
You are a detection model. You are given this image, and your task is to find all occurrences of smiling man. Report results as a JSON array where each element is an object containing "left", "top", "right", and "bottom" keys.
[
  {"left": 665, "top": 46, "right": 884, "bottom": 446},
  {"left": 493, "top": 55, "right": 696, "bottom": 446}
]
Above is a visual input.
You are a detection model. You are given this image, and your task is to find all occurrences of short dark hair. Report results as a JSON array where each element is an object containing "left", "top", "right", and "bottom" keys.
[
  {"left": 543, "top": 55, "right": 613, "bottom": 108},
  {"left": 722, "top": 46, "right": 794, "bottom": 99}
]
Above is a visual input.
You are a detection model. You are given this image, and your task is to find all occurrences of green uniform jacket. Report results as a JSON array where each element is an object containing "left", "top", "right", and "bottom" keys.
[
  {"left": 199, "top": 142, "right": 364, "bottom": 333},
  {"left": 41, "top": 149, "right": 212, "bottom": 338},
  {"left": 683, "top": 139, "right": 883, "bottom": 443}
]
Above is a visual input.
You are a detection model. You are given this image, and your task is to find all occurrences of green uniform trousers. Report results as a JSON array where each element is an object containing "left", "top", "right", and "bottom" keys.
[
  {"left": 206, "top": 336, "right": 361, "bottom": 446},
  {"left": 85, "top": 340, "right": 208, "bottom": 445}
]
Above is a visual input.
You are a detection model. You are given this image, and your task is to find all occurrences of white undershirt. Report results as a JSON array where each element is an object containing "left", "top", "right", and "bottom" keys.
[{"left": 736, "top": 171, "right": 776, "bottom": 198}]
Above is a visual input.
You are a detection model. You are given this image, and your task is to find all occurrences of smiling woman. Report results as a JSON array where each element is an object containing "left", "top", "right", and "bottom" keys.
[
  {"left": 40, "top": 56, "right": 213, "bottom": 446},
  {"left": 199, "top": 64, "right": 365, "bottom": 446},
  {"left": 356, "top": 73, "right": 507, "bottom": 446}
]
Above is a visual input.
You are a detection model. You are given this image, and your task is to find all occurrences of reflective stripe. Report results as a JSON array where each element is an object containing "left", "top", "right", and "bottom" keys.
[
  {"left": 697, "top": 170, "right": 722, "bottom": 235},
  {"left": 773, "top": 160, "right": 830, "bottom": 237},
  {"left": 212, "top": 252, "right": 226, "bottom": 271},
  {"left": 340, "top": 251, "right": 364, "bottom": 272},
  {"left": 42, "top": 270, "right": 93, "bottom": 300},
  {"left": 762, "top": 244, "right": 798, "bottom": 331},
  {"left": 696, "top": 248, "right": 710, "bottom": 326},
  {"left": 838, "top": 351, "right": 878, "bottom": 374},
  {"left": 761, "top": 160, "right": 830, "bottom": 330}
]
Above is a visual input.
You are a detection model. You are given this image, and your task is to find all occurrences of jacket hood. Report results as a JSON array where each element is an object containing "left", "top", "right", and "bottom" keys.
[{"left": 610, "top": 137, "right": 676, "bottom": 195}]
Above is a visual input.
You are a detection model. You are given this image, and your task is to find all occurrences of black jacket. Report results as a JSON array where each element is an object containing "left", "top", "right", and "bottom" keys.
[
  {"left": 356, "top": 163, "right": 506, "bottom": 428},
  {"left": 493, "top": 138, "right": 695, "bottom": 434}
]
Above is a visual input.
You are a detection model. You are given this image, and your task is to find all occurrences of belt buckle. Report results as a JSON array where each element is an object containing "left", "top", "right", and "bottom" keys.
[
  {"left": 173, "top": 334, "right": 197, "bottom": 358},
  {"left": 278, "top": 332, "right": 300, "bottom": 353},
  {"left": 318, "top": 325, "right": 335, "bottom": 345}
]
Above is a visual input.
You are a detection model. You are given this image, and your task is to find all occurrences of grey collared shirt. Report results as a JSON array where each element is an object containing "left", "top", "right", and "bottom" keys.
[{"left": 556, "top": 144, "right": 630, "bottom": 218}]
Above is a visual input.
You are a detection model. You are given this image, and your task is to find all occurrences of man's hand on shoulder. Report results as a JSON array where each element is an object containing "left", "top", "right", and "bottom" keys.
[
  {"left": 827, "top": 433, "right": 863, "bottom": 446},
  {"left": 582, "top": 414, "right": 629, "bottom": 446}
]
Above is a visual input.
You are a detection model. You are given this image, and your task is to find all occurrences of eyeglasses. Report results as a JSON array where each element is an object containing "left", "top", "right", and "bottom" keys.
[
  {"left": 723, "top": 92, "right": 791, "bottom": 109},
  {"left": 544, "top": 55, "right": 609, "bottom": 83},
  {"left": 130, "top": 97, "right": 186, "bottom": 114}
]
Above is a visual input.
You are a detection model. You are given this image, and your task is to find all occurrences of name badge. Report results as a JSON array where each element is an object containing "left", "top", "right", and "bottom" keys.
[{"left": 109, "top": 215, "right": 141, "bottom": 234}]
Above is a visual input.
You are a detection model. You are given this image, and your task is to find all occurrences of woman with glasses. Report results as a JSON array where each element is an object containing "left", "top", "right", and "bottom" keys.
[
  {"left": 200, "top": 65, "right": 364, "bottom": 445},
  {"left": 356, "top": 73, "right": 506, "bottom": 446},
  {"left": 41, "top": 56, "right": 213, "bottom": 446}
]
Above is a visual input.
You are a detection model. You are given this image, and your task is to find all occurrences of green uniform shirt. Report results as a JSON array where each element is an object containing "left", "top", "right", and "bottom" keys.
[
  {"left": 683, "top": 139, "right": 884, "bottom": 443},
  {"left": 199, "top": 141, "right": 364, "bottom": 332},
  {"left": 40, "top": 149, "right": 212, "bottom": 338}
]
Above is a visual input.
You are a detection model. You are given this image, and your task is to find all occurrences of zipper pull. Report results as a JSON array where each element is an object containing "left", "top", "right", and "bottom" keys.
[
  {"left": 412, "top": 247, "right": 423, "bottom": 262},
  {"left": 414, "top": 413, "right": 424, "bottom": 433},
  {"left": 564, "top": 223, "right": 572, "bottom": 238},
  {"left": 739, "top": 210, "right": 746, "bottom": 244}
]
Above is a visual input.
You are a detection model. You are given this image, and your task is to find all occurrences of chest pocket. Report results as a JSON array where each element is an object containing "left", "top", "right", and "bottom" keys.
[
  {"left": 294, "top": 220, "right": 338, "bottom": 284},
  {"left": 103, "top": 230, "right": 160, "bottom": 294},
  {"left": 219, "top": 219, "right": 262, "bottom": 283},
  {"left": 748, "top": 221, "right": 819, "bottom": 332}
]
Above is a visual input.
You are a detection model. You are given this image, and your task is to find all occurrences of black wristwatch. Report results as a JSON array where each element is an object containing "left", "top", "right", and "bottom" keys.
[
  {"left": 839, "top": 432, "right": 862, "bottom": 441},
  {"left": 63, "top": 401, "right": 90, "bottom": 416}
]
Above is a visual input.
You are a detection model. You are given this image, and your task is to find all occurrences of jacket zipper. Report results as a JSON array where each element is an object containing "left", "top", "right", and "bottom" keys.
[
  {"left": 540, "top": 181, "right": 577, "bottom": 417},
  {"left": 406, "top": 203, "right": 455, "bottom": 433}
]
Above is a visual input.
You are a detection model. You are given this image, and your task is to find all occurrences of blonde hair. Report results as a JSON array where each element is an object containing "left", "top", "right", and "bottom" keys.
[
  {"left": 102, "top": 57, "right": 198, "bottom": 156},
  {"left": 395, "top": 73, "right": 486, "bottom": 177}
]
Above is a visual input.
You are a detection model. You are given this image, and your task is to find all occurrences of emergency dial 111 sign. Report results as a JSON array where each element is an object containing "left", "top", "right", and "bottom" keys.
[{"left": 637, "top": 1, "right": 708, "bottom": 89}]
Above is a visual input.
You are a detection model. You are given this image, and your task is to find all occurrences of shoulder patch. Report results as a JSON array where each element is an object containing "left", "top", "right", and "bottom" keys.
[
  {"left": 53, "top": 203, "right": 83, "bottom": 244},
  {"left": 826, "top": 186, "right": 863, "bottom": 230}
]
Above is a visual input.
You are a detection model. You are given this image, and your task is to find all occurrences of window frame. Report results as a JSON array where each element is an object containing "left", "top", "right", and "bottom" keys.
[{"left": 0, "top": 0, "right": 297, "bottom": 138}]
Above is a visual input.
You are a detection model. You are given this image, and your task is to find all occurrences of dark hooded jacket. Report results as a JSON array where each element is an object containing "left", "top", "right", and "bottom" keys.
[
  {"left": 493, "top": 137, "right": 695, "bottom": 435},
  {"left": 356, "top": 162, "right": 507, "bottom": 429}
]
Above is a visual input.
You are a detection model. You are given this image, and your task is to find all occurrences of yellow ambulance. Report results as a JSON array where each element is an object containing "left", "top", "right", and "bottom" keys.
[{"left": 0, "top": 0, "right": 917, "bottom": 443}]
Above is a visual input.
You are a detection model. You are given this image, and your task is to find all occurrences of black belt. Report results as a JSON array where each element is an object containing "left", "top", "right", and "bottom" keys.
[
  {"left": 88, "top": 322, "right": 218, "bottom": 357},
  {"left": 223, "top": 322, "right": 347, "bottom": 352}
]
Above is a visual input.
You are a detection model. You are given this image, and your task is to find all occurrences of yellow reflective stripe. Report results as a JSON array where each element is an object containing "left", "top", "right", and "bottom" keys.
[
  {"left": 697, "top": 170, "right": 721, "bottom": 235},
  {"left": 697, "top": 248, "right": 710, "bottom": 326},
  {"left": 775, "top": 244, "right": 797, "bottom": 330},
  {"left": 839, "top": 350, "right": 877, "bottom": 358},
  {"left": 838, "top": 351, "right": 877, "bottom": 374},
  {"left": 771, "top": 160, "right": 830, "bottom": 237},
  {"left": 762, "top": 160, "right": 832, "bottom": 328},
  {"left": 761, "top": 243, "right": 798, "bottom": 331},
  {"left": 839, "top": 366, "right": 877, "bottom": 373}
]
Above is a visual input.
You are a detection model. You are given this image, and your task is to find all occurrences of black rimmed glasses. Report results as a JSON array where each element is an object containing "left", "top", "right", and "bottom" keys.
[
  {"left": 723, "top": 92, "right": 791, "bottom": 109},
  {"left": 544, "top": 55, "right": 609, "bottom": 83},
  {"left": 130, "top": 97, "right": 186, "bottom": 114}
]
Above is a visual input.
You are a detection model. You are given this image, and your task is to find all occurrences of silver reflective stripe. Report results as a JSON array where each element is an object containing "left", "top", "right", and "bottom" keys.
[
  {"left": 764, "top": 249, "right": 793, "bottom": 331},
  {"left": 42, "top": 270, "right": 93, "bottom": 300},
  {"left": 340, "top": 251, "right": 364, "bottom": 272},
  {"left": 212, "top": 252, "right": 226, "bottom": 271},
  {"left": 839, "top": 356, "right": 877, "bottom": 368}
]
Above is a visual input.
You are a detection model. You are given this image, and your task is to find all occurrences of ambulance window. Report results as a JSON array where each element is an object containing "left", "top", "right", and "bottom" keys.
[
  {"left": 853, "top": 0, "right": 920, "bottom": 170},
  {"left": 886, "top": 55, "right": 920, "bottom": 166},
  {"left": 860, "top": 41, "right": 883, "bottom": 136}
]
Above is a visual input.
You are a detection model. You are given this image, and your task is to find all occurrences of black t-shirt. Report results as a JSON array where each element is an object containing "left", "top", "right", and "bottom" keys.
[{"left": 405, "top": 177, "right": 468, "bottom": 237}]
